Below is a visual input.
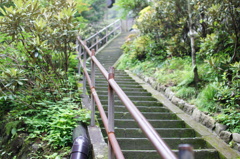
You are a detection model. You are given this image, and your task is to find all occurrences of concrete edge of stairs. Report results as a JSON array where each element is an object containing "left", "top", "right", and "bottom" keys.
[{"left": 125, "top": 70, "right": 240, "bottom": 159}]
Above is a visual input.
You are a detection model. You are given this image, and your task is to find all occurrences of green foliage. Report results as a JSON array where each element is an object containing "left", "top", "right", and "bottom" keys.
[
  {"left": 154, "top": 58, "right": 192, "bottom": 86},
  {"left": 121, "top": 33, "right": 167, "bottom": 64},
  {"left": 195, "top": 83, "right": 218, "bottom": 112},
  {"left": 118, "top": 50, "right": 240, "bottom": 133},
  {"left": 215, "top": 110, "right": 240, "bottom": 133},
  {"left": 1, "top": 68, "right": 28, "bottom": 92},
  {"left": 175, "top": 87, "right": 197, "bottom": 100},
  {"left": 135, "top": 1, "right": 190, "bottom": 57},
  {"left": 213, "top": 62, "right": 239, "bottom": 107},
  {"left": 198, "top": 33, "right": 219, "bottom": 57},
  {"left": 1, "top": 86, "right": 90, "bottom": 158},
  {"left": 0, "top": 0, "right": 88, "bottom": 73},
  {"left": 117, "top": 0, "right": 240, "bottom": 133},
  {"left": 116, "top": 0, "right": 149, "bottom": 18},
  {"left": 5, "top": 121, "right": 21, "bottom": 136},
  {"left": 21, "top": 98, "right": 91, "bottom": 149},
  {"left": 0, "top": 0, "right": 13, "bottom": 16},
  {"left": 0, "top": 1, "right": 94, "bottom": 158},
  {"left": 81, "top": 0, "right": 106, "bottom": 22}
]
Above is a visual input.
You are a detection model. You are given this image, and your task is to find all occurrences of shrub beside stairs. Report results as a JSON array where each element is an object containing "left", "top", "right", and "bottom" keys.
[{"left": 86, "top": 33, "right": 239, "bottom": 159}]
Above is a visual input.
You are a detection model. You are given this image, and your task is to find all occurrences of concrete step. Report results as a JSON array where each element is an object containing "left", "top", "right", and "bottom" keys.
[
  {"left": 92, "top": 86, "right": 150, "bottom": 93},
  {"left": 113, "top": 119, "right": 186, "bottom": 128},
  {"left": 101, "top": 105, "right": 169, "bottom": 112},
  {"left": 96, "top": 76, "right": 134, "bottom": 81},
  {"left": 98, "top": 95, "right": 157, "bottom": 101},
  {"left": 97, "top": 112, "right": 178, "bottom": 120},
  {"left": 95, "top": 83, "right": 143, "bottom": 88},
  {"left": 117, "top": 137, "right": 211, "bottom": 150},
  {"left": 95, "top": 74, "right": 134, "bottom": 79},
  {"left": 102, "top": 128, "right": 197, "bottom": 138},
  {"left": 95, "top": 70, "right": 128, "bottom": 75},
  {"left": 95, "top": 80, "right": 139, "bottom": 85},
  {"left": 98, "top": 90, "right": 152, "bottom": 96},
  {"left": 100, "top": 99, "right": 163, "bottom": 106},
  {"left": 122, "top": 149, "right": 220, "bottom": 159}
]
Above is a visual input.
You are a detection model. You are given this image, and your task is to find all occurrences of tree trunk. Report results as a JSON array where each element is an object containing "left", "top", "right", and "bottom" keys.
[
  {"left": 64, "top": 38, "right": 69, "bottom": 73},
  {"left": 188, "top": 0, "right": 200, "bottom": 87}
]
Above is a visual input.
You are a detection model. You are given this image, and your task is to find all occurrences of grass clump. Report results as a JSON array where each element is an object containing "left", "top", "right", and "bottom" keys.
[
  {"left": 195, "top": 83, "right": 218, "bottom": 112},
  {"left": 175, "top": 87, "right": 197, "bottom": 100}
]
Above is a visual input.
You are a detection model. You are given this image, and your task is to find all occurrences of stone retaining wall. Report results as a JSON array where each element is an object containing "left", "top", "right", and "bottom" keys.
[{"left": 137, "top": 73, "right": 240, "bottom": 152}]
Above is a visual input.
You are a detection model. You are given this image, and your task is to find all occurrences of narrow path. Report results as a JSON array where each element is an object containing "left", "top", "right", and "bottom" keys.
[{"left": 89, "top": 33, "right": 238, "bottom": 159}]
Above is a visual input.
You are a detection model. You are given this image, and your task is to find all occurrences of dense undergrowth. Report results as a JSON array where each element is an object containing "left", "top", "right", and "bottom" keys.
[
  {"left": 117, "top": 0, "right": 240, "bottom": 133},
  {"left": 118, "top": 55, "right": 240, "bottom": 133},
  {"left": 0, "top": 54, "right": 91, "bottom": 158}
]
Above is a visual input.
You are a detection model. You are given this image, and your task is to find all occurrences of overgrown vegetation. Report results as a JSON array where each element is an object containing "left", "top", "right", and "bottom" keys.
[
  {"left": 0, "top": 0, "right": 107, "bottom": 158},
  {"left": 116, "top": 0, "right": 149, "bottom": 18},
  {"left": 117, "top": 0, "right": 240, "bottom": 133}
]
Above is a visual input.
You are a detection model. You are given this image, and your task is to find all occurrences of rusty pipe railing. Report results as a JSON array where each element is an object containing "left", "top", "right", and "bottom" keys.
[
  {"left": 78, "top": 54, "right": 124, "bottom": 159},
  {"left": 77, "top": 33, "right": 178, "bottom": 158}
]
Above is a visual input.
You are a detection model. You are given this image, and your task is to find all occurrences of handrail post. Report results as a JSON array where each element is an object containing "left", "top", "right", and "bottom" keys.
[
  {"left": 178, "top": 144, "right": 194, "bottom": 159},
  {"left": 108, "top": 67, "right": 115, "bottom": 159},
  {"left": 106, "top": 28, "right": 108, "bottom": 43},
  {"left": 83, "top": 41, "right": 87, "bottom": 95},
  {"left": 96, "top": 35, "right": 99, "bottom": 52},
  {"left": 76, "top": 36, "right": 81, "bottom": 76},
  {"left": 119, "top": 20, "right": 122, "bottom": 33},
  {"left": 113, "top": 23, "right": 116, "bottom": 37},
  {"left": 91, "top": 49, "right": 96, "bottom": 126}
]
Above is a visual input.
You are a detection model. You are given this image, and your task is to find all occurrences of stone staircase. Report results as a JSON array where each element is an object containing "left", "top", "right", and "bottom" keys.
[{"left": 87, "top": 33, "right": 222, "bottom": 158}]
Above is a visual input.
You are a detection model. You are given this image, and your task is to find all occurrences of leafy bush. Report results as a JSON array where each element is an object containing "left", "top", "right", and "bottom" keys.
[
  {"left": 215, "top": 110, "right": 240, "bottom": 133},
  {"left": 22, "top": 98, "right": 91, "bottom": 149},
  {"left": 116, "top": 0, "right": 240, "bottom": 134},
  {"left": 1, "top": 89, "right": 90, "bottom": 158},
  {"left": 214, "top": 62, "right": 240, "bottom": 109}
]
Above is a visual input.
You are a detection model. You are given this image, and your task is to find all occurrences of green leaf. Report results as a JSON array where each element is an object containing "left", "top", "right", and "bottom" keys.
[
  {"left": 17, "top": 81, "right": 23, "bottom": 85},
  {"left": 11, "top": 128, "right": 17, "bottom": 136}
]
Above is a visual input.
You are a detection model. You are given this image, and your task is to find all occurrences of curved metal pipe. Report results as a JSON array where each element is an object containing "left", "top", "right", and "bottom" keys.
[{"left": 70, "top": 136, "right": 90, "bottom": 159}]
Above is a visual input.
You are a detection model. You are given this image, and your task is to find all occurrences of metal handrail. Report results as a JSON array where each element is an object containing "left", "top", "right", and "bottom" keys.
[
  {"left": 86, "top": 19, "right": 121, "bottom": 41},
  {"left": 78, "top": 55, "right": 124, "bottom": 159},
  {"left": 76, "top": 19, "right": 124, "bottom": 158},
  {"left": 84, "top": 19, "right": 121, "bottom": 53},
  {"left": 77, "top": 38, "right": 177, "bottom": 158},
  {"left": 76, "top": 27, "right": 178, "bottom": 158}
]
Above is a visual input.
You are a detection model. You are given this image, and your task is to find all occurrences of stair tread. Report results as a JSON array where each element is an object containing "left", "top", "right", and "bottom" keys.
[
  {"left": 114, "top": 119, "right": 182, "bottom": 121},
  {"left": 112, "top": 128, "right": 194, "bottom": 130},
  {"left": 117, "top": 137, "right": 203, "bottom": 139}
]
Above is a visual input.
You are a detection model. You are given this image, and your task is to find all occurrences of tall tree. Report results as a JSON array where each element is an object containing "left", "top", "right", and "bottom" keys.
[
  {"left": 188, "top": 0, "right": 200, "bottom": 87},
  {"left": 0, "top": 0, "right": 88, "bottom": 73}
]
